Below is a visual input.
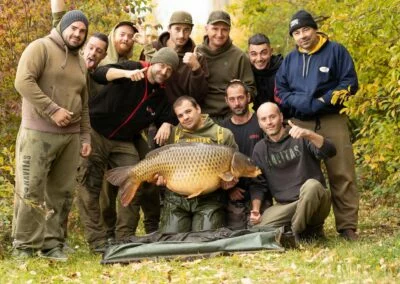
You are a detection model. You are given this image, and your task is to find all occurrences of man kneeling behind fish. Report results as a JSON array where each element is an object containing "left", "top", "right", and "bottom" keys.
[{"left": 107, "top": 96, "right": 261, "bottom": 233}]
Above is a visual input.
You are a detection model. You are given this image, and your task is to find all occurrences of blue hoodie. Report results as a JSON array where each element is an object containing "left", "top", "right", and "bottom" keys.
[{"left": 275, "top": 33, "right": 358, "bottom": 119}]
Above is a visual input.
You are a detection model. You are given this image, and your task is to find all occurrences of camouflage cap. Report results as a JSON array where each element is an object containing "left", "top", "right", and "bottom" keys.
[
  {"left": 169, "top": 11, "right": 193, "bottom": 27},
  {"left": 207, "top": 10, "right": 231, "bottom": 26}
]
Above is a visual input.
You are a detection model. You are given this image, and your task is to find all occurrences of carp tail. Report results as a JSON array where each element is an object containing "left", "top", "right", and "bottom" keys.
[{"left": 106, "top": 166, "right": 141, "bottom": 207}]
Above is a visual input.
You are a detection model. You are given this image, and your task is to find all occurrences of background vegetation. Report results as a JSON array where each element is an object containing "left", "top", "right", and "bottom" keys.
[
  {"left": 229, "top": 0, "right": 400, "bottom": 200},
  {"left": 0, "top": 0, "right": 399, "bottom": 281}
]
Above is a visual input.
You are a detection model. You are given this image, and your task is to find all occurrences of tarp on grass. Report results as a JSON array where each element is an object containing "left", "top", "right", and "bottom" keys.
[{"left": 101, "top": 226, "right": 296, "bottom": 264}]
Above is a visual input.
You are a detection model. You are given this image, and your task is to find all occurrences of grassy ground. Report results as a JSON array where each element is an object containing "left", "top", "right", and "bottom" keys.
[{"left": 0, "top": 195, "right": 399, "bottom": 283}]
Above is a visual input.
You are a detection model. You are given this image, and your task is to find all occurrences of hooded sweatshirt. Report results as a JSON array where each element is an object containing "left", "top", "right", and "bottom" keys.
[
  {"left": 51, "top": 9, "right": 103, "bottom": 99},
  {"left": 100, "top": 22, "right": 135, "bottom": 66},
  {"left": 14, "top": 26, "right": 90, "bottom": 144},
  {"left": 275, "top": 33, "right": 358, "bottom": 120},
  {"left": 139, "top": 31, "right": 209, "bottom": 104},
  {"left": 169, "top": 114, "right": 238, "bottom": 149},
  {"left": 252, "top": 54, "right": 283, "bottom": 110},
  {"left": 250, "top": 128, "right": 336, "bottom": 204},
  {"left": 197, "top": 37, "right": 256, "bottom": 117}
]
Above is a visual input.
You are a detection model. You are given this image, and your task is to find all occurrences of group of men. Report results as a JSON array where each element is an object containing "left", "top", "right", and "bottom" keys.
[{"left": 12, "top": 1, "right": 360, "bottom": 262}]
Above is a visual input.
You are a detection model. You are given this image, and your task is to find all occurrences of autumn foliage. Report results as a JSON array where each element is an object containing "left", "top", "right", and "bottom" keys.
[
  {"left": 0, "top": 0, "right": 151, "bottom": 255},
  {"left": 230, "top": 0, "right": 400, "bottom": 202},
  {"left": 0, "top": 1, "right": 399, "bottom": 251}
]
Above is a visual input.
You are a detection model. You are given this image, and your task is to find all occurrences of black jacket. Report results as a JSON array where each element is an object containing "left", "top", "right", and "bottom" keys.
[
  {"left": 90, "top": 61, "right": 175, "bottom": 141},
  {"left": 252, "top": 54, "right": 283, "bottom": 111}
]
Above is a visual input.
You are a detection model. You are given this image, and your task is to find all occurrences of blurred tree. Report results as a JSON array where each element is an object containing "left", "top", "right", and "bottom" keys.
[{"left": 229, "top": 0, "right": 400, "bottom": 202}]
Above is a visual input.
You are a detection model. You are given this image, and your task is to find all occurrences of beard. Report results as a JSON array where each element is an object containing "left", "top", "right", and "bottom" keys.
[
  {"left": 64, "top": 35, "right": 86, "bottom": 51},
  {"left": 232, "top": 106, "right": 248, "bottom": 116}
]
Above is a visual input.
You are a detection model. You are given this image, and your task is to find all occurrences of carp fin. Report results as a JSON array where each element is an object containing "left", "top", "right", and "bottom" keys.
[
  {"left": 218, "top": 172, "right": 234, "bottom": 182},
  {"left": 187, "top": 190, "right": 204, "bottom": 199},
  {"left": 120, "top": 181, "right": 140, "bottom": 207},
  {"left": 106, "top": 166, "right": 141, "bottom": 207},
  {"left": 106, "top": 166, "right": 133, "bottom": 186}
]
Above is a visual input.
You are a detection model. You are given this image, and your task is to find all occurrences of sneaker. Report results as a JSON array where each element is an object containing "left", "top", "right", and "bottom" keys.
[
  {"left": 300, "top": 225, "right": 326, "bottom": 242},
  {"left": 91, "top": 243, "right": 108, "bottom": 254},
  {"left": 340, "top": 229, "right": 358, "bottom": 241},
  {"left": 40, "top": 247, "right": 68, "bottom": 262},
  {"left": 276, "top": 226, "right": 298, "bottom": 249},
  {"left": 12, "top": 248, "right": 35, "bottom": 259},
  {"left": 107, "top": 237, "right": 117, "bottom": 246},
  {"left": 62, "top": 243, "right": 75, "bottom": 254}
]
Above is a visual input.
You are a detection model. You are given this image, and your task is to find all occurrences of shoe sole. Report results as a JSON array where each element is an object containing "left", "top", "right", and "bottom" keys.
[{"left": 39, "top": 255, "right": 68, "bottom": 262}]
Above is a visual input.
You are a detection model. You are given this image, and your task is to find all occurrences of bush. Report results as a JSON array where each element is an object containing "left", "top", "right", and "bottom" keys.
[
  {"left": 231, "top": 0, "right": 400, "bottom": 203},
  {"left": 0, "top": 0, "right": 153, "bottom": 257}
]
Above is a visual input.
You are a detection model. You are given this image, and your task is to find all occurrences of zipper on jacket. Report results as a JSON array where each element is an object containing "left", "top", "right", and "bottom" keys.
[
  {"left": 302, "top": 54, "right": 312, "bottom": 77},
  {"left": 108, "top": 78, "right": 149, "bottom": 139}
]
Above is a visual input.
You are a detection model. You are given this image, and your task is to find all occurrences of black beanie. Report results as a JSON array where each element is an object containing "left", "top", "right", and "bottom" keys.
[
  {"left": 60, "top": 10, "right": 89, "bottom": 34},
  {"left": 289, "top": 10, "right": 317, "bottom": 36}
]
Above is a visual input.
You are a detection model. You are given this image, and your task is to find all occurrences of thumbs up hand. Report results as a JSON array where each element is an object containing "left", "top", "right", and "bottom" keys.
[{"left": 288, "top": 120, "right": 311, "bottom": 139}]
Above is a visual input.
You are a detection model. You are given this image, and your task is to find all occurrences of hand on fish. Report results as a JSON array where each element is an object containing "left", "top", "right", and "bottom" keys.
[
  {"left": 228, "top": 187, "right": 245, "bottom": 201},
  {"left": 220, "top": 177, "right": 239, "bottom": 190},
  {"left": 154, "top": 122, "right": 172, "bottom": 146},
  {"left": 153, "top": 173, "right": 166, "bottom": 186},
  {"left": 249, "top": 210, "right": 262, "bottom": 225}
]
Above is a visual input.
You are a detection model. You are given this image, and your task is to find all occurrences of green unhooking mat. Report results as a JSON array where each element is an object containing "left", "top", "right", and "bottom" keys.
[{"left": 101, "top": 226, "right": 296, "bottom": 264}]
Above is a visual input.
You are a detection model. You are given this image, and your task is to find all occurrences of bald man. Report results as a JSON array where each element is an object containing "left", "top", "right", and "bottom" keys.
[{"left": 249, "top": 102, "right": 336, "bottom": 242}]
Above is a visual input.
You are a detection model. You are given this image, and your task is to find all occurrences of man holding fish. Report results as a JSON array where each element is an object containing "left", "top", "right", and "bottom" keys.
[{"left": 107, "top": 96, "right": 262, "bottom": 234}]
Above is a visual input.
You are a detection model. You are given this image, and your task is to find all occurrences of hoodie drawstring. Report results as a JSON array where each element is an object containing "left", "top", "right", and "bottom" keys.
[
  {"left": 61, "top": 45, "right": 68, "bottom": 69},
  {"left": 302, "top": 53, "right": 312, "bottom": 78}
]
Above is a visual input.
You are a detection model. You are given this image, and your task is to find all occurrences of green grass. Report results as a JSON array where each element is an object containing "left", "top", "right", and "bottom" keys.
[{"left": 0, "top": 196, "right": 399, "bottom": 283}]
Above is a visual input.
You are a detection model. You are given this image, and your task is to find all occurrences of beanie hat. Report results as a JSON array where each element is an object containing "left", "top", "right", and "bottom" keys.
[
  {"left": 289, "top": 10, "right": 317, "bottom": 36},
  {"left": 207, "top": 10, "right": 231, "bottom": 26},
  {"left": 150, "top": 47, "right": 179, "bottom": 71},
  {"left": 169, "top": 11, "right": 193, "bottom": 27},
  {"left": 60, "top": 10, "right": 89, "bottom": 34}
]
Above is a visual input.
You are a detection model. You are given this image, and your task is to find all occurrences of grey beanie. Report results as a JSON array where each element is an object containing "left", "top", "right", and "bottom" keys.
[
  {"left": 150, "top": 47, "right": 179, "bottom": 71},
  {"left": 169, "top": 11, "right": 193, "bottom": 27},
  {"left": 289, "top": 10, "right": 317, "bottom": 36},
  {"left": 60, "top": 10, "right": 89, "bottom": 34}
]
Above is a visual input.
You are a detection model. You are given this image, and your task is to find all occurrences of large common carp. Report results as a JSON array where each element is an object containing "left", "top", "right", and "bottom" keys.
[{"left": 106, "top": 142, "right": 261, "bottom": 206}]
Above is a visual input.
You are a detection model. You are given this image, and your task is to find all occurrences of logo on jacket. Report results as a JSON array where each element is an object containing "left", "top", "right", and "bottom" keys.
[
  {"left": 249, "top": 134, "right": 260, "bottom": 140},
  {"left": 146, "top": 106, "right": 156, "bottom": 116},
  {"left": 319, "top": 66, "right": 330, "bottom": 73}
]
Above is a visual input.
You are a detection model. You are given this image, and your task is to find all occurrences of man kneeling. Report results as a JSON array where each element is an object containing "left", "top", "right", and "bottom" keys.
[{"left": 249, "top": 103, "right": 336, "bottom": 241}]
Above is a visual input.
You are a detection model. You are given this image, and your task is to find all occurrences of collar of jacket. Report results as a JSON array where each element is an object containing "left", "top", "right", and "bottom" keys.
[
  {"left": 179, "top": 114, "right": 212, "bottom": 133},
  {"left": 298, "top": 32, "right": 329, "bottom": 55},
  {"left": 101, "top": 22, "right": 134, "bottom": 65},
  {"left": 47, "top": 28, "right": 84, "bottom": 72},
  {"left": 251, "top": 54, "right": 284, "bottom": 76},
  {"left": 265, "top": 126, "right": 291, "bottom": 143},
  {"left": 156, "top": 31, "right": 196, "bottom": 57},
  {"left": 200, "top": 36, "right": 233, "bottom": 56}
]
